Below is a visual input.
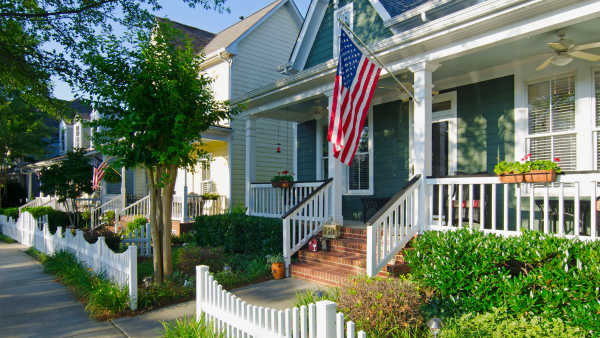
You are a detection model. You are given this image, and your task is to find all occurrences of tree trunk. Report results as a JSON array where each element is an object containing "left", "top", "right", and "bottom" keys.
[
  {"left": 65, "top": 201, "right": 74, "bottom": 225},
  {"left": 147, "top": 167, "right": 163, "bottom": 283},
  {"left": 161, "top": 164, "right": 178, "bottom": 282}
]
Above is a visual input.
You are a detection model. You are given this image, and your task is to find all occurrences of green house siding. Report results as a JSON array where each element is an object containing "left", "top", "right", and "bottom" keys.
[
  {"left": 304, "top": 0, "right": 393, "bottom": 69},
  {"left": 343, "top": 100, "right": 410, "bottom": 222},
  {"left": 297, "top": 120, "right": 317, "bottom": 181}
]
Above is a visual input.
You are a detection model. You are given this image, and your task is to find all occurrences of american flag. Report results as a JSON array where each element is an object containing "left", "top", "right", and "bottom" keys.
[
  {"left": 92, "top": 156, "right": 108, "bottom": 190},
  {"left": 328, "top": 28, "right": 381, "bottom": 166}
]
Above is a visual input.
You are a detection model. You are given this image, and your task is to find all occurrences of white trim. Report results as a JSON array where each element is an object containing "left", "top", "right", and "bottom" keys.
[
  {"left": 288, "top": 0, "right": 329, "bottom": 71},
  {"left": 333, "top": 3, "right": 354, "bottom": 58},
  {"left": 344, "top": 109, "right": 374, "bottom": 196},
  {"left": 284, "top": 0, "right": 304, "bottom": 29},
  {"left": 368, "top": 0, "right": 392, "bottom": 21}
]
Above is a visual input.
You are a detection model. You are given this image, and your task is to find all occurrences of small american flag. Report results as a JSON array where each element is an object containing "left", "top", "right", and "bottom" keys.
[
  {"left": 328, "top": 28, "right": 381, "bottom": 165},
  {"left": 92, "top": 156, "right": 108, "bottom": 190}
]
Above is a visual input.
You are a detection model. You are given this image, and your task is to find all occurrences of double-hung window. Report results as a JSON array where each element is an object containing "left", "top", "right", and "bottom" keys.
[{"left": 527, "top": 75, "right": 577, "bottom": 172}]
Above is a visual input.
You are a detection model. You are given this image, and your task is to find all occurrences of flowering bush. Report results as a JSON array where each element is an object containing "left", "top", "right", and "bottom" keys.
[
  {"left": 270, "top": 170, "right": 294, "bottom": 182},
  {"left": 494, "top": 154, "right": 561, "bottom": 175}
]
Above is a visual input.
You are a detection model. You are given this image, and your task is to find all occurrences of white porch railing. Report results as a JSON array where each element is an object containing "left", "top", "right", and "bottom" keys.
[
  {"left": 365, "top": 171, "right": 600, "bottom": 277},
  {"left": 195, "top": 264, "right": 367, "bottom": 338},
  {"left": 91, "top": 195, "right": 123, "bottom": 229},
  {"left": 18, "top": 197, "right": 52, "bottom": 214},
  {"left": 117, "top": 195, "right": 151, "bottom": 232},
  {"left": 366, "top": 175, "right": 422, "bottom": 277},
  {"left": 250, "top": 181, "right": 327, "bottom": 218},
  {"left": 282, "top": 179, "right": 333, "bottom": 276},
  {"left": 187, "top": 195, "right": 227, "bottom": 218},
  {"left": 172, "top": 196, "right": 184, "bottom": 220}
]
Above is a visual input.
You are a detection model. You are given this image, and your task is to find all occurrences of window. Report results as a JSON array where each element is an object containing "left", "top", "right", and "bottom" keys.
[
  {"left": 333, "top": 3, "right": 353, "bottom": 58},
  {"left": 60, "top": 127, "right": 66, "bottom": 151},
  {"left": 75, "top": 125, "right": 80, "bottom": 149},
  {"left": 348, "top": 119, "right": 370, "bottom": 192},
  {"left": 527, "top": 75, "right": 576, "bottom": 171},
  {"left": 200, "top": 154, "right": 213, "bottom": 193}
]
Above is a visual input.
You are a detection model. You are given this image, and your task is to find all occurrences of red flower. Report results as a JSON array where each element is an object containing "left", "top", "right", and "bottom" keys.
[
  {"left": 282, "top": 170, "right": 289, "bottom": 174},
  {"left": 278, "top": 172, "right": 281, "bottom": 175},
  {"left": 554, "top": 158, "right": 561, "bottom": 162},
  {"left": 521, "top": 158, "right": 524, "bottom": 161},
  {"left": 527, "top": 153, "right": 531, "bottom": 158}
]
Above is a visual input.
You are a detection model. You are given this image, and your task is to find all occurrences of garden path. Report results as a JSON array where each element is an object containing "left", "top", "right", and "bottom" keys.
[{"left": 0, "top": 242, "right": 126, "bottom": 338}]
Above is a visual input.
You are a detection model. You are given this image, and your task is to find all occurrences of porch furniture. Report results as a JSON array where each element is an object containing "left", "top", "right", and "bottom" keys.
[
  {"left": 445, "top": 171, "right": 489, "bottom": 226},
  {"left": 360, "top": 197, "right": 391, "bottom": 223},
  {"left": 535, "top": 199, "right": 592, "bottom": 235}
]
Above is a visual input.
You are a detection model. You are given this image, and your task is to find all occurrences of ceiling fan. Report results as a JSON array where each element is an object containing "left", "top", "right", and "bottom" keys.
[
  {"left": 301, "top": 99, "right": 329, "bottom": 121},
  {"left": 378, "top": 75, "right": 439, "bottom": 102},
  {"left": 515, "top": 30, "right": 600, "bottom": 70}
]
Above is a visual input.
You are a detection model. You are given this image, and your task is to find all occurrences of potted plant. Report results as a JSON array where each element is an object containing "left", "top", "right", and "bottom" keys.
[
  {"left": 270, "top": 170, "right": 295, "bottom": 188},
  {"left": 520, "top": 154, "right": 561, "bottom": 183},
  {"left": 202, "top": 192, "right": 220, "bottom": 200},
  {"left": 267, "top": 253, "right": 286, "bottom": 280},
  {"left": 494, "top": 161, "right": 524, "bottom": 183}
]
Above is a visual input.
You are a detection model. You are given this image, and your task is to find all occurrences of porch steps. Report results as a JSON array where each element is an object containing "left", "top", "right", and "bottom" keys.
[{"left": 290, "top": 227, "right": 415, "bottom": 287}]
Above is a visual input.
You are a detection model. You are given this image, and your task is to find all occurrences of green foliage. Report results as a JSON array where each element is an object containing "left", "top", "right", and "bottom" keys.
[
  {"left": 210, "top": 253, "right": 271, "bottom": 290},
  {"left": 20, "top": 206, "right": 72, "bottom": 233},
  {"left": 177, "top": 247, "right": 226, "bottom": 279},
  {"left": 225, "top": 200, "right": 247, "bottom": 214},
  {"left": 270, "top": 170, "right": 294, "bottom": 182},
  {"left": 193, "top": 214, "right": 283, "bottom": 256},
  {"left": 292, "top": 288, "right": 340, "bottom": 309},
  {"left": 266, "top": 253, "right": 285, "bottom": 264},
  {"left": 22, "top": 206, "right": 53, "bottom": 218},
  {"left": 406, "top": 229, "right": 600, "bottom": 331},
  {"left": 1, "top": 180, "right": 27, "bottom": 207},
  {"left": 494, "top": 155, "right": 562, "bottom": 175},
  {"left": 0, "top": 207, "right": 19, "bottom": 220},
  {"left": 126, "top": 216, "right": 148, "bottom": 233},
  {"left": 102, "top": 165, "right": 122, "bottom": 184},
  {"left": 336, "top": 275, "right": 433, "bottom": 338},
  {"left": 39, "top": 149, "right": 94, "bottom": 203},
  {"left": 41, "top": 250, "right": 130, "bottom": 320},
  {"left": 83, "top": 228, "right": 122, "bottom": 253},
  {"left": 137, "top": 282, "right": 194, "bottom": 310},
  {"left": 201, "top": 193, "right": 220, "bottom": 200},
  {"left": 171, "top": 232, "right": 195, "bottom": 245},
  {"left": 0, "top": 232, "right": 17, "bottom": 243},
  {"left": 158, "top": 313, "right": 226, "bottom": 338},
  {"left": 25, "top": 247, "right": 48, "bottom": 262},
  {"left": 81, "top": 210, "right": 91, "bottom": 224},
  {"left": 100, "top": 210, "right": 116, "bottom": 227},
  {"left": 441, "top": 307, "right": 585, "bottom": 338}
]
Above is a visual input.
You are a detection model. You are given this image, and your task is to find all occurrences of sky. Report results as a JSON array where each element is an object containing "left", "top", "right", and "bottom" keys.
[{"left": 52, "top": 0, "right": 312, "bottom": 101}]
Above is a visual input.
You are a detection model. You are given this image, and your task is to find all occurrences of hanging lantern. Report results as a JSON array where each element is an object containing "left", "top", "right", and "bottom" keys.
[
  {"left": 322, "top": 217, "right": 341, "bottom": 239},
  {"left": 276, "top": 142, "right": 281, "bottom": 153}
]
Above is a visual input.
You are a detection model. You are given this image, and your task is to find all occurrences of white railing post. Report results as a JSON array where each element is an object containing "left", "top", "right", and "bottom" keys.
[
  {"left": 183, "top": 186, "right": 189, "bottom": 222},
  {"left": 114, "top": 208, "right": 119, "bottom": 232},
  {"left": 128, "top": 245, "right": 138, "bottom": 310},
  {"left": 366, "top": 224, "right": 377, "bottom": 277},
  {"left": 283, "top": 217, "right": 291, "bottom": 277},
  {"left": 196, "top": 265, "right": 209, "bottom": 320},
  {"left": 316, "top": 301, "right": 337, "bottom": 338}
]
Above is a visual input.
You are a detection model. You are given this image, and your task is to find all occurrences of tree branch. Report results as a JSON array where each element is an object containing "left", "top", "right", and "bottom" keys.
[{"left": 0, "top": 0, "right": 117, "bottom": 18}]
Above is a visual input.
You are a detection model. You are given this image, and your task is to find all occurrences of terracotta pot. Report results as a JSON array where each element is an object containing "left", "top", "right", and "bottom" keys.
[
  {"left": 279, "top": 180, "right": 294, "bottom": 188},
  {"left": 498, "top": 172, "right": 524, "bottom": 184},
  {"left": 271, "top": 181, "right": 281, "bottom": 188},
  {"left": 523, "top": 170, "right": 557, "bottom": 183},
  {"left": 271, "top": 262, "right": 285, "bottom": 279}
]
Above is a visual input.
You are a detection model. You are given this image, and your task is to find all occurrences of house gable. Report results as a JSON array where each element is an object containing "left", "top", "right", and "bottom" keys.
[{"left": 303, "top": 0, "right": 392, "bottom": 70}]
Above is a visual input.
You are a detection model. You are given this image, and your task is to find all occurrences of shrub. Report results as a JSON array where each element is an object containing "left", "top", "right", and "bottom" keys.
[
  {"left": 83, "top": 228, "right": 122, "bottom": 253},
  {"left": 292, "top": 288, "right": 340, "bottom": 309},
  {"left": 336, "top": 275, "right": 434, "bottom": 337},
  {"left": 211, "top": 253, "right": 272, "bottom": 290},
  {"left": 137, "top": 281, "right": 194, "bottom": 310},
  {"left": 0, "top": 207, "right": 19, "bottom": 220},
  {"left": 441, "top": 307, "right": 584, "bottom": 338},
  {"left": 177, "top": 246, "right": 226, "bottom": 279},
  {"left": 171, "top": 232, "right": 195, "bottom": 245},
  {"left": 158, "top": 313, "right": 226, "bottom": 338},
  {"left": 194, "top": 214, "right": 282, "bottom": 256},
  {"left": 21, "top": 206, "right": 54, "bottom": 218},
  {"left": 1, "top": 180, "right": 27, "bottom": 207},
  {"left": 126, "top": 216, "right": 147, "bottom": 233},
  {"left": 406, "top": 229, "right": 600, "bottom": 331}
]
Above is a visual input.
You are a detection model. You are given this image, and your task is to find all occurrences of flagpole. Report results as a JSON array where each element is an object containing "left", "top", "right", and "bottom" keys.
[{"left": 337, "top": 18, "right": 421, "bottom": 106}]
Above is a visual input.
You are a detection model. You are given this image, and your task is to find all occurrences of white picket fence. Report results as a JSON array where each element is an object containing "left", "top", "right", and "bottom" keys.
[
  {"left": 0, "top": 212, "right": 138, "bottom": 310},
  {"left": 195, "top": 265, "right": 367, "bottom": 338},
  {"left": 122, "top": 223, "right": 151, "bottom": 256}
]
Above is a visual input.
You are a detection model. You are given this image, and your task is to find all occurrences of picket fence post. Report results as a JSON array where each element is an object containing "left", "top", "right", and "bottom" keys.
[
  {"left": 196, "top": 265, "right": 209, "bottom": 320},
  {"left": 316, "top": 301, "right": 337, "bottom": 338},
  {"left": 129, "top": 245, "right": 138, "bottom": 310}
]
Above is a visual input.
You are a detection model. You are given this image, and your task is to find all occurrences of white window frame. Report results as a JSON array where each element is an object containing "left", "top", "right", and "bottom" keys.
[
  {"left": 333, "top": 3, "right": 353, "bottom": 58},
  {"left": 592, "top": 67, "right": 600, "bottom": 170},
  {"left": 74, "top": 124, "right": 81, "bottom": 149},
  {"left": 344, "top": 108, "right": 374, "bottom": 195},
  {"left": 60, "top": 126, "right": 66, "bottom": 152},
  {"left": 525, "top": 73, "right": 578, "bottom": 171}
]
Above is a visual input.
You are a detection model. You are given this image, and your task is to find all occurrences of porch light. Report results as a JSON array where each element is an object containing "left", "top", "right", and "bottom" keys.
[{"left": 426, "top": 317, "right": 444, "bottom": 338}]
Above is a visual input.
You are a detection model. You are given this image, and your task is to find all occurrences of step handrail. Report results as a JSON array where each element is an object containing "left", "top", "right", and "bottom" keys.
[
  {"left": 282, "top": 178, "right": 334, "bottom": 277},
  {"left": 91, "top": 195, "right": 123, "bottom": 229},
  {"left": 366, "top": 175, "right": 422, "bottom": 276}
]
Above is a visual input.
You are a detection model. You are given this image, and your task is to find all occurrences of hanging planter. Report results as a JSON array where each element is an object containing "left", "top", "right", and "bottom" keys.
[
  {"left": 523, "top": 170, "right": 557, "bottom": 183},
  {"left": 494, "top": 155, "right": 561, "bottom": 184},
  {"left": 270, "top": 170, "right": 295, "bottom": 188}
]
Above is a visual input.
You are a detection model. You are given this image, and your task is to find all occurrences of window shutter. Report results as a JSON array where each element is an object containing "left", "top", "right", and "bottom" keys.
[{"left": 527, "top": 75, "right": 576, "bottom": 171}]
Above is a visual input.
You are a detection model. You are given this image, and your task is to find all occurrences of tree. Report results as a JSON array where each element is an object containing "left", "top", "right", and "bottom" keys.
[
  {"left": 1, "top": 0, "right": 229, "bottom": 117},
  {"left": 81, "top": 21, "right": 241, "bottom": 282},
  {"left": 0, "top": 90, "right": 53, "bottom": 208},
  {"left": 39, "top": 149, "right": 94, "bottom": 226}
]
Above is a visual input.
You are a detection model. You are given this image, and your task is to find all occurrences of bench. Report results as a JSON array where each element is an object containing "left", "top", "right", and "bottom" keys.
[{"left": 360, "top": 197, "right": 391, "bottom": 223}]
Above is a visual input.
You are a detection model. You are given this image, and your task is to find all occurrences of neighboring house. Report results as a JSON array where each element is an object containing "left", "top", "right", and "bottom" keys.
[{"left": 232, "top": 0, "right": 600, "bottom": 284}]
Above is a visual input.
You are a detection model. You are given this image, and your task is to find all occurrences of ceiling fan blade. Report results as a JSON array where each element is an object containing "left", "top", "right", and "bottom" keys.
[
  {"left": 510, "top": 53, "right": 553, "bottom": 62},
  {"left": 548, "top": 42, "right": 564, "bottom": 50},
  {"left": 572, "top": 41, "right": 600, "bottom": 51},
  {"left": 536, "top": 57, "right": 554, "bottom": 71},
  {"left": 569, "top": 51, "right": 600, "bottom": 61}
]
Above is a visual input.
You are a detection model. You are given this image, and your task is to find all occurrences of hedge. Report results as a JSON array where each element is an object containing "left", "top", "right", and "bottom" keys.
[
  {"left": 406, "top": 229, "right": 600, "bottom": 332},
  {"left": 193, "top": 214, "right": 282, "bottom": 256},
  {"left": 1, "top": 206, "right": 72, "bottom": 234}
]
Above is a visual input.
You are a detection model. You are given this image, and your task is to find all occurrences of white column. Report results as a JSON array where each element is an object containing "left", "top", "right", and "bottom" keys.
[
  {"left": 183, "top": 168, "right": 188, "bottom": 222},
  {"left": 326, "top": 93, "right": 344, "bottom": 225},
  {"left": 245, "top": 116, "right": 258, "bottom": 214},
  {"left": 228, "top": 132, "right": 234, "bottom": 208},
  {"left": 121, "top": 166, "right": 127, "bottom": 209},
  {"left": 408, "top": 60, "right": 441, "bottom": 233}
]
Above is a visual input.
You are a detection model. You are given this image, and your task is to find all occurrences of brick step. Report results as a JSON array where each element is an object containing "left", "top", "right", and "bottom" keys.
[
  {"left": 298, "top": 250, "right": 366, "bottom": 274},
  {"left": 326, "top": 238, "right": 367, "bottom": 255},
  {"left": 289, "top": 262, "right": 354, "bottom": 287},
  {"left": 378, "top": 263, "right": 412, "bottom": 277},
  {"left": 339, "top": 227, "right": 367, "bottom": 240}
]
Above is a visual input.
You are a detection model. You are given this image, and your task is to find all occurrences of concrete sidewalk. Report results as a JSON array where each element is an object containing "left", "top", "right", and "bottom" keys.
[
  {"left": 113, "top": 277, "right": 323, "bottom": 337},
  {"left": 0, "top": 242, "right": 126, "bottom": 338}
]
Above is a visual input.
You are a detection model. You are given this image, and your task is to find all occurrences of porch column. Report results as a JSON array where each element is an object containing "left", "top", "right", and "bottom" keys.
[
  {"left": 121, "top": 166, "right": 127, "bottom": 209},
  {"left": 183, "top": 168, "right": 188, "bottom": 222},
  {"left": 408, "top": 60, "right": 441, "bottom": 233},
  {"left": 245, "top": 116, "right": 258, "bottom": 214},
  {"left": 326, "top": 93, "right": 344, "bottom": 226}
]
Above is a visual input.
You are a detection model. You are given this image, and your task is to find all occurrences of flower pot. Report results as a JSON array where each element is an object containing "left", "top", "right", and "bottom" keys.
[
  {"left": 279, "top": 181, "right": 294, "bottom": 188},
  {"left": 498, "top": 172, "right": 524, "bottom": 184},
  {"left": 523, "top": 170, "right": 556, "bottom": 183},
  {"left": 271, "top": 262, "right": 285, "bottom": 279},
  {"left": 271, "top": 181, "right": 282, "bottom": 188}
]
